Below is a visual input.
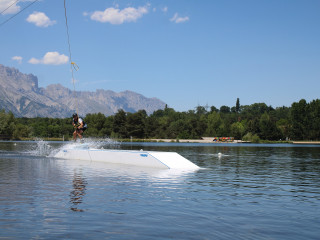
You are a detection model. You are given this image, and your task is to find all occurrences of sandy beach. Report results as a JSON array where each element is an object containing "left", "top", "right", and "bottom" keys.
[
  {"left": 148, "top": 137, "right": 244, "bottom": 143},
  {"left": 147, "top": 139, "right": 320, "bottom": 144},
  {"left": 292, "top": 141, "right": 320, "bottom": 144}
]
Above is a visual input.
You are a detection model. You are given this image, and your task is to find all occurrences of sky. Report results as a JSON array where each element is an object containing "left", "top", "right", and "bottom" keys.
[{"left": 0, "top": 0, "right": 319, "bottom": 112}]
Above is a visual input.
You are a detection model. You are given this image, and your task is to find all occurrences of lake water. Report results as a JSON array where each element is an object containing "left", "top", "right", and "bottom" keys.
[{"left": 0, "top": 140, "right": 319, "bottom": 239}]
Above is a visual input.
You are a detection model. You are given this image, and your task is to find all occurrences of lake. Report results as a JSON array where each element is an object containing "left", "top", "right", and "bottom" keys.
[{"left": 0, "top": 140, "right": 319, "bottom": 239}]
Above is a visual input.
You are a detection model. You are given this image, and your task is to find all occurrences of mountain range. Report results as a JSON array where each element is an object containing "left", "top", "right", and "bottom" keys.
[{"left": 0, "top": 64, "right": 166, "bottom": 118}]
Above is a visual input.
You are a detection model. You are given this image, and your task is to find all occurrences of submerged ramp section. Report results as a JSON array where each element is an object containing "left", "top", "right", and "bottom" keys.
[
  {"left": 54, "top": 146, "right": 199, "bottom": 170},
  {"left": 148, "top": 152, "right": 199, "bottom": 169}
]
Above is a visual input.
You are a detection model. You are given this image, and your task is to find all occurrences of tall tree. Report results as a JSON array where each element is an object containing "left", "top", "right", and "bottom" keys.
[{"left": 236, "top": 98, "right": 240, "bottom": 113}]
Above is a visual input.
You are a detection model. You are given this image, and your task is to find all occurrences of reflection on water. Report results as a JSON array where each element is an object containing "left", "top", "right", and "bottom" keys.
[
  {"left": 0, "top": 141, "right": 320, "bottom": 239},
  {"left": 70, "top": 170, "right": 87, "bottom": 212}
]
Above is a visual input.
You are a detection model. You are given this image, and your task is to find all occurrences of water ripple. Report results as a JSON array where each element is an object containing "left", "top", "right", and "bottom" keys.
[{"left": 1, "top": 142, "right": 320, "bottom": 239}]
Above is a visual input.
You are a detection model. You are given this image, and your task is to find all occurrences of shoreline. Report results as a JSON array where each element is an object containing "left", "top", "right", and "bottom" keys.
[
  {"left": 146, "top": 139, "right": 244, "bottom": 143},
  {"left": 4, "top": 138, "right": 320, "bottom": 145},
  {"left": 141, "top": 139, "right": 320, "bottom": 145},
  {"left": 292, "top": 141, "right": 320, "bottom": 145}
]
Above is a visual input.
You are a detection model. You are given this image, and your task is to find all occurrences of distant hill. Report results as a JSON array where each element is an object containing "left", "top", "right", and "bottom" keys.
[{"left": 0, "top": 64, "right": 166, "bottom": 118}]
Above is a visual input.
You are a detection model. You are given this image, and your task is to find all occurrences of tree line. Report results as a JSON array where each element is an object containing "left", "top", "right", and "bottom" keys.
[{"left": 1, "top": 98, "right": 320, "bottom": 142}]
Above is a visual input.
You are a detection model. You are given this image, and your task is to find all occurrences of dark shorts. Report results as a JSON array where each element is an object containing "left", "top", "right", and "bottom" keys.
[
  {"left": 80, "top": 127, "right": 87, "bottom": 132},
  {"left": 76, "top": 127, "right": 87, "bottom": 132}
]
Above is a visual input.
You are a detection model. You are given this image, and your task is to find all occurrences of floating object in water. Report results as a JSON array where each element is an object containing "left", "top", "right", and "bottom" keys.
[{"left": 54, "top": 144, "right": 199, "bottom": 170}]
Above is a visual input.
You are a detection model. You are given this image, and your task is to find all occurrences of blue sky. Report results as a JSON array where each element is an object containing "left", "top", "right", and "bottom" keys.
[{"left": 1, "top": 0, "right": 319, "bottom": 112}]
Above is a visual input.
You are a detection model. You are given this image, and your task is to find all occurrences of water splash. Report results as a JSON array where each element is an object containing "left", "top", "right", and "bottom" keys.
[
  {"left": 30, "top": 139, "right": 52, "bottom": 156},
  {"left": 26, "top": 137, "right": 121, "bottom": 157},
  {"left": 80, "top": 137, "right": 121, "bottom": 149},
  {"left": 47, "top": 137, "right": 121, "bottom": 157}
]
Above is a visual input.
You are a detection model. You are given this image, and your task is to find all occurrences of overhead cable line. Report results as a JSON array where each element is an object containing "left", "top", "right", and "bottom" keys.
[
  {"left": 0, "top": 0, "right": 20, "bottom": 15},
  {"left": 64, "top": 0, "right": 79, "bottom": 116},
  {"left": 0, "top": 0, "right": 39, "bottom": 28}
]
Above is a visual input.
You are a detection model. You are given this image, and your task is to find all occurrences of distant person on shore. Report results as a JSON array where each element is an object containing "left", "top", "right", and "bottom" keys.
[{"left": 72, "top": 113, "right": 87, "bottom": 141}]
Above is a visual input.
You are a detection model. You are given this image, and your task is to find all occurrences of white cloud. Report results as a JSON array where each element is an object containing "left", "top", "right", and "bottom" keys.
[
  {"left": 28, "top": 57, "right": 40, "bottom": 64},
  {"left": 170, "top": 13, "right": 189, "bottom": 23},
  {"left": 28, "top": 52, "right": 69, "bottom": 65},
  {"left": 12, "top": 56, "right": 23, "bottom": 64},
  {"left": 0, "top": 0, "right": 20, "bottom": 15},
  {"left": 26, "top": 11, "right": 56, "bottom": 27},
  {"left": 89, "top": 5, "right": 149, "bottom": 24},
  {"left": 162, "top": 7, "right": 168, "bottom": 13}
]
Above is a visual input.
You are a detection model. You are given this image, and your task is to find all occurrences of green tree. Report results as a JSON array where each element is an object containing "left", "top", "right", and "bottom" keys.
[
  {"left": 196, "top": 106, "right": 207, "bottom": 115},
  {"left": 206, "top": 112, "right": 222, "bottom": 136},
  {"left": 145, "top": 116, "right": 159, "bottom": 138},
  {"left": 101, "top": 116, "right": 114, "bottom": 137},
  {"left": 5, "top": 97, "right": 320, "bottom": 142},
  {"left": 242, "top": 132, "right": 260, "bottom": 143},
  {"left": 236, "top": 98, "right": 240, "bottom": 113},
  {"left": 168, "top": 119, "right": 188, "bottom": 139},
  {"left": 308, "top": 99, "right": 320, "bottom": 140},
  {"left": 210, "top": 106, "right": 219, "bottom": 113},
  {"left": 290, "top": 99, "right": 308, "bottom": 140},
  {"left": 276, "top": 119, "right": 290, "bottom": 140},
  {"left": 157, "top": 116, "right": 169, "bottom": 138},
  {"left": 220, "top": 105, "right": 230, "bottom": 114},
  {"left": 12, "top": 123, "right": 30, "bottom": 139},
  {"left": 85, "top": 113, "right": 106, "bottom": 137},
  {"left": 0, "top": 110, "right": 16, "bottom": 139},
  {"left": 113, "top": 109, "right": 128, "bottom": 138},
  {"left": 127, "top": 110, "right": 147, "bottom": 138},
  {"left": 259, "top": 112, "right": 280, "bottom": 140},
  {"left": 195, "top": 115, "right": 208, "bottom": 138},
  {"left": 230, "top": 121, "right": 245, "bottom": 139}
]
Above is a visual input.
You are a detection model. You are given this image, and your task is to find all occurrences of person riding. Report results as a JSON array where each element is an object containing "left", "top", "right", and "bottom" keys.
[{"left": 72, "top": 113, "right": 87, "bottom": 141}]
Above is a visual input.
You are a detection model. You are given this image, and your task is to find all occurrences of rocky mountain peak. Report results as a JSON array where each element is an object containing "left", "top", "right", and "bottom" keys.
[
  {"left": 0, "top": 64, "right": 38, "bottom": 92},
  {"left": 0, "top": 64, "right": 166, "bottom": 117}
]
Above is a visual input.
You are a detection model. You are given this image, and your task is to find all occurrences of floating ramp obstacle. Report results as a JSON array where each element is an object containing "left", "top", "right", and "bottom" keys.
[{"left": 54, "top": 144, "right": 199, "bottom": 170}]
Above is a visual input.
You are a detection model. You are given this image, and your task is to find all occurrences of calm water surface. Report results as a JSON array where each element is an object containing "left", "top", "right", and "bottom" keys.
[{"left": 0, "top": 141, "right": 319, "bottom": 239}]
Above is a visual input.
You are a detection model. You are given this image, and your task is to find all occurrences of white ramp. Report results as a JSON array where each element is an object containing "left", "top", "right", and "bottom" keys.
[
  {"left": 148, "top": 152, "right": 199, "bottom": 169},
  {"left": 54, "top": 146, "right": 199, "bottom": 170}
]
